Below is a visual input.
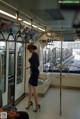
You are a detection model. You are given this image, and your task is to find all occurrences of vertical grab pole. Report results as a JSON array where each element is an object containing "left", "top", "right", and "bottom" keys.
[
  {"left": 46, "top": 39, "right": 48, "bottom": 73},
  {"left": 24, "top": 41, "right": 28, "bottom": 95},
  {"left": 60, "top": 35, "right": 63, "bottom": 115}
]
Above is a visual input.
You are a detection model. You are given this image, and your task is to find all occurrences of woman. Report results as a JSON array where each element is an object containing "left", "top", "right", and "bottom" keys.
[{"left": 26, "top": 44, "right": 40, "bottom": 112}]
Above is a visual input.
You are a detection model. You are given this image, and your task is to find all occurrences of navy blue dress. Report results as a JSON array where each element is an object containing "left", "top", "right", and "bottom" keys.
[{"left": 29, "top": 52, "right": 39, "bottom": 86}]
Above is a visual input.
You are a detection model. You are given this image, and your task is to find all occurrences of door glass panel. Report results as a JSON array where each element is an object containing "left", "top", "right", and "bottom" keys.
[
  {"left": 16, "top": 43, "right": 23, "bottom": 84},
  {"left": 0, "top": 42, "right": 6, "bottom": 93}
]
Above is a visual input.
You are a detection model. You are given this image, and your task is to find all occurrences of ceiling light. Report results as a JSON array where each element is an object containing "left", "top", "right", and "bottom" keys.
[
  {"left": 0, "top": 10, "right": 16, "bottom": 19},
  {"left": 37, "top": 27, "right": 45, "bottom": 32},
  {"left": 23, "top": 21, "right": 31, "bottom": 25},
  {"left": 0, "top": 9, "right": 45, "bottom": 32},
  {"left": 32, "top": 25, "right": 37, "bottom": 28},
  {"left": 0, "top": 9, "right": 22, "bottom": 21},
  {"left": 23, "top": 21, "right": 45, "bottom": 31},
  {"left": 18, "top": 18, "right": 22, "bottom": 21}
]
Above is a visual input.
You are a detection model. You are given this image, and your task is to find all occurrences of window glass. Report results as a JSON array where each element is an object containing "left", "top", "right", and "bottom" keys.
[
  {"left": 16, "top": 43, "right": 23, "bottom": 84},
  {"left": 43, "top": 41, "right": 80, "bottom": 73},
  {"left": 0, "top": 42, "right": 6, "bottom": 93}
]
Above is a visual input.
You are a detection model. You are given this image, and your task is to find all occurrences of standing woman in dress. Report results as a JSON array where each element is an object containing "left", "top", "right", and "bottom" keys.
[{"left": 26, "top": 44, "right": 40, "bottom": 112}]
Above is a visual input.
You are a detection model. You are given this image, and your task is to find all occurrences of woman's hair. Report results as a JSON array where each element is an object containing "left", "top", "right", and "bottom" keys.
[{"left": 27, "top": 44, "right": 37, "bottom": 50}]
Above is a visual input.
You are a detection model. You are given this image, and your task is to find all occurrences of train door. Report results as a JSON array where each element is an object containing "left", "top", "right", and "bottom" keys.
[
  {"left": 15, "top": 39, "right": 25, "bottom": 101},
  {"left": 7, "top": 32, "right": 25, "bottom": 105}
]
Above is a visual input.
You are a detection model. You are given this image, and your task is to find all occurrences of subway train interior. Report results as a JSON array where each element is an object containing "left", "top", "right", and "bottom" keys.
[{"left": 0, "top": 0, "right": 80, "bottom": 119}]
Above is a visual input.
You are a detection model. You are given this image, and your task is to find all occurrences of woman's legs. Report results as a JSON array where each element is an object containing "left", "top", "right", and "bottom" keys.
[
  {"left": 32, "top": 86, "right": 40, "bottom": 112},
  {"left": 32, "top": 86, "right": 39, "bottom": 106},
  {"left": 26, "top": 84, "right": 40, "bottom": 111},
  {"left": 26, "top": 84, "right": 33, "bottom": 109},
  {"left": 28, "top": 84, "right": 32, "bottom": 103}
]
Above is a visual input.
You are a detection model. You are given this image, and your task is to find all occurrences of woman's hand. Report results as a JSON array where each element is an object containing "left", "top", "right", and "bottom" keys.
[{"left": 25, "top": 67, "right": 30, "bottom": 70}]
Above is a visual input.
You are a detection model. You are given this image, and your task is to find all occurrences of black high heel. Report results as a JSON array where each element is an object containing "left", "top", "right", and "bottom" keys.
[
  {"left": 33, "top": 104, "right": 41, "bottom": 112},
  {"left": 26, "top": 101, "right": 33, "bottom": 110}
]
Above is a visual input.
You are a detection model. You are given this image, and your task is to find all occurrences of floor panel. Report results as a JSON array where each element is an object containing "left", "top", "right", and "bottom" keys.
[{"left": 16, "top": 89, "right": 80, "bottom": 119}]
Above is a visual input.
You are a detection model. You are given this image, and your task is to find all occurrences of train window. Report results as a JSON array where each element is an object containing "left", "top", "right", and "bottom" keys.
[
  {"left": 43, "top": 41, "right": 80, "bottom": 73},
  {"left": 16, "top": 43, "right": 23, "bottom": 84},
  {"left": 0, "top": 42, "right": 6, "bottom": 93}
]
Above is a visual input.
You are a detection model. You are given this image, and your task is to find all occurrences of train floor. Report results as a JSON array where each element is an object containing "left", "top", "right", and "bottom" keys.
[{"left": 16, "top": 88, "right": 80, "bottom": 119}]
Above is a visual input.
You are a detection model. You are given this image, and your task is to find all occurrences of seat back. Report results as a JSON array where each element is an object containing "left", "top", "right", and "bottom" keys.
[{"left": 0, "top": 89, "right": 2, "bottom": 107}]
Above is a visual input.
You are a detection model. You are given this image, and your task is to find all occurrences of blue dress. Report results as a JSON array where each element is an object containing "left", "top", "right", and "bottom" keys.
[{"left": 29, "top": 52, "right": 39, "bottom": 86}]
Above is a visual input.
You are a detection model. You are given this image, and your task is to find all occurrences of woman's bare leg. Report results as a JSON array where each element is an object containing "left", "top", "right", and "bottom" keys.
[
  {"left": 32, "top": 86, "right": 41, "bottom": 112},
  {"left": 32, "top": 86, "right": 38, "bottom": 106},
  {"left": 26, "top": 84, "right": 33, "bottom": 109},
  {"left": 28, "top": 84, "right": 32, "bottom": 103}
]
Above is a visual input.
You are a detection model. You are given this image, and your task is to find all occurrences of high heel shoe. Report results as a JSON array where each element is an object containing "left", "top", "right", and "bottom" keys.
[
  {"left": 33, "top": 104, "right": 41, "bottom": 112},
  {"left": 26, "top": 101, "right": 33, "bottom": 110}
]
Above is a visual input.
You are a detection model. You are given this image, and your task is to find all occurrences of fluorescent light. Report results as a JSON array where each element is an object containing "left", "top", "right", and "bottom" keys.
[
  {"left": 23, "top": 20, "right": 45, "bottom": 32},
  {"left": 32, "top": 25, "right": 37, "bottom": 28},
  {"left": 37, "top": 27, "right": 45, "bottom": 32},
  {"left": 18, "top": 18, "right": 22, "bottom": 21},
  {"left": 23, "top": 21, "right": 31, "bottom": 25},
  {"left": 0, "top": 9, "right": 45, "bottom": 32},
  {"left": 0, "top": 10, "right": 16, "bottom": 19},
  {"left": 23, "top": 21, "right": 37, "bottom": 28},
  {"left": 0, "top": 10, "right": 22, "bottom": 21}
]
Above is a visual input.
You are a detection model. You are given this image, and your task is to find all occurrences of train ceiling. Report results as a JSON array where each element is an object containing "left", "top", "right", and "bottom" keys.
[{"left": 0, "top": 0, "right": 80, "bottom": 41}]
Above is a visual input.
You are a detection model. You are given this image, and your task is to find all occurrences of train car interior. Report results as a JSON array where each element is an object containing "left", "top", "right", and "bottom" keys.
[{"left": 0, "top": 0, "right": 80, "bottom": 119}]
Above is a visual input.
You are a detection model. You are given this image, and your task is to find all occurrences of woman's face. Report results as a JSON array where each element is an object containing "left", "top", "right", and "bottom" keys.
[{"left": 29, "top": 49, "right": 33, "bottom": 53}]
